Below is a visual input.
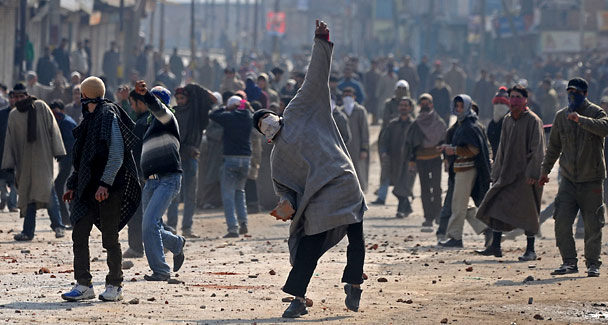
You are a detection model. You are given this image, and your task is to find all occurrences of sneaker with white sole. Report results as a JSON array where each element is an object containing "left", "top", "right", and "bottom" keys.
[
  {"left": 98, "top": 285, "right": 123, "bottom": 301},
  {"left": 61, "top": 284, "right": 95, "bottom": 301}
]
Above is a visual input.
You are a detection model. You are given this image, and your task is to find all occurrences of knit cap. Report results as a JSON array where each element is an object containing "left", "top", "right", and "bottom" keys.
[
  {"left": 80, "top": 76, "right": 106, "bottom": 99},
  {"left": 492, "top": 86, "right": 509, "bottom": 106}
]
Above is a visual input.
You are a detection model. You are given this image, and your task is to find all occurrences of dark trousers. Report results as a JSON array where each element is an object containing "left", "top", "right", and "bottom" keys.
[
  {"left": 72, "top": 189, "right": 124, "bottom": 287},
  {"left": 127, "top": 203, "right": 144, "bottom": 253},
  {"left": 283, "top": 222, "right": 365, "bottom": 298},
  {"left": 437, "top": 173, "right": 455, "bottom": 236},
  {"left": 417, "top": 158, "right": 442, "bottom": 222},
  {"left": 554, "top": 178, "right": 605, "bottom": 267},
  {"left": 54, "top": 155, "right": 73, "bottom": 226},
  {"left": 245, "top": 178, "right": 259, "bottom": 205},
  {"left": 396, "top": 196, "right": 412, "bottom": 214}
]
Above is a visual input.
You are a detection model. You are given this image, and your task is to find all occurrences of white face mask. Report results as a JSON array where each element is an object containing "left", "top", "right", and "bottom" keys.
[
  {"left": 343, "top": 96, "right": 355, "bottom": 115},
  {"left": 260, "top": 114, "right": 282, "bottom": 141},
  {"left": 493, "top": 104, "right": 509, "bottom": 122}
]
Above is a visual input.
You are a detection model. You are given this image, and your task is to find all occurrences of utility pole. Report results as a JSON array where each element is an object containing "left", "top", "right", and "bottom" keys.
[
  {"left": 159, "top": 1, "right": 165, "bottom": 53},
  {"left": 253, "top": 0, "right": 259, "bottom": 50},
  {"left": 191, "top": 0, "right": 196, "bottom": 62},
  {"left": 479, "top": 0, "right": 486, "bottom": 64},
  {"left": 19, "top": 0, "right": 26, "bottom": 77},
  {"left": 210, "top": 0, "right": 216, "bottom": 48},
  {"left": 244, "top": 0, "right": 250, "bottom": 50},
  {"left": 271, "top": 0, "right": 280, "bottom": 63},
  {"left": 579, "top": 0, "right": 585, "bottom": 52},
  {"left": 149, "top": 0, "right": 155, "bottom": 48}
]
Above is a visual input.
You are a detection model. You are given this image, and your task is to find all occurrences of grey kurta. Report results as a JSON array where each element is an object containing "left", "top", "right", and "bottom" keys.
[
  {"left": 344, "top": 103, "right": 370, "bottom": 192},
  {"left": 270, "top": 38, "right": 367, "bottom": 264},
  {"left": 476, "top": 110, "right": 545, "bottom": 233},
  {"left": 332, "top": 107, "right": 352, "bottom": 145},
  {"left": 379, "top": 116, "right": 413, "bottom": 186},
  {"left": 2, "top": 100, "right": 66, "bottom": 209}
]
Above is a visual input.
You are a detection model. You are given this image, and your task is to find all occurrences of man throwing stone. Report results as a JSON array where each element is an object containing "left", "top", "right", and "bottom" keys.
[{"left": 252, "top": 20, "right": 366, "bottom": 318}]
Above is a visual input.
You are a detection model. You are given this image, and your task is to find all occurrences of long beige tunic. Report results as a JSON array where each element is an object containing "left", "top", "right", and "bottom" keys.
[
  {"left": 344, "top": 103, "right": 370, "bottom": 192},
  {"left": 2, "top": 100, "right": 66, "bottom": 209},
  {"left": 476, "top": 110, "right": 545, "bottom": 233}
]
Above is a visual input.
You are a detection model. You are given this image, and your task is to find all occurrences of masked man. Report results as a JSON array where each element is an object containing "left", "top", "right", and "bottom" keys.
[
  {"left": 540, "top": 78, "right": 608, "bottom": 277},
  {"left": 252, "top": 21, "right": 366, "bottom": 318}
]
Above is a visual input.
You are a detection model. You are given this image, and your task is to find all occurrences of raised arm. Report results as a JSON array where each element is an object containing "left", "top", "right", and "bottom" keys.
[{"left": 285, "top": 20, "right": 333, "bottom": 112}]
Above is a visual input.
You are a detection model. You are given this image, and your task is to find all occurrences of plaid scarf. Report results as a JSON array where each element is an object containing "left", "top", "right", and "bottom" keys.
[{"left": 67, "top": 99, "right": 141, "bottom": 230}]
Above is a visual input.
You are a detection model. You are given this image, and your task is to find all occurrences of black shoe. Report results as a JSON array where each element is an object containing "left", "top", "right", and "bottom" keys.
[
  {"left": 438, "top": 238, "right": 463, "bottom": 248},
  {"left": 518, "top": 251, "right": 537, "bottom": 262},
  {"left": 422, "top": 220, "right": 433, "bottom": 227},
  {"left": 550, "top": 263, "right": 578, "bottom": 275},
  {"left": 587, "top": 265, "right": 600, "bottom": 277},
  {"left": 475, "top": 246, "right": 502, "bottom": 257},
  {"left": 344, "top": 284, "right": 362, "bottom": 312},
  {"left": 371, "top": 199, "right": 385, "bottom": 206},
  {"left": 173, "top": 236, "right": 186, "bottom": 272},
  {"left": 483, "top": 229, "right": 493, "bottom": 248},
  {"left": 223, "top": 232, "right": 239, "bottom": 238},
  {"left": 239, "top": 224, "right": 248, "bottom": 235},
  {"left": 14, "top": 233, "right": 33, "bottom": 241},
  {"left": 282, "top": 299, "right": 308, "bottom": 318},
  {"left": 144, "top": 273, "right": 171, "bottom": 281}
]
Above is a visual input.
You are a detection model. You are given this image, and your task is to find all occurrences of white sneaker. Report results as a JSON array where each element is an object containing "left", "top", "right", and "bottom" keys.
[
  {"left": 61, "top": 284, "right": 95, "bottom": 301},
  {"left": 98, "top": 285, "right": 123, "bottom": 301}
]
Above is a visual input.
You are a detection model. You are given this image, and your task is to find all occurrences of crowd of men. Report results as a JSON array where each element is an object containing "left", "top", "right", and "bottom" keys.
[{"left": 0, "top": 21, "right": 606, "bottom": 317}]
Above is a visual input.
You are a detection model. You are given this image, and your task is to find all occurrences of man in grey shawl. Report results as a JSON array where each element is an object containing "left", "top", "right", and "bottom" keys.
[
  {"left": 252, "top": 21, "right": 366, "bottom": 318},
  {"left": 404, "top": 93, "right": 447, "bottom": 227},
  {"left": 474, "top": 85, "right": 545, "bottom": 261}
]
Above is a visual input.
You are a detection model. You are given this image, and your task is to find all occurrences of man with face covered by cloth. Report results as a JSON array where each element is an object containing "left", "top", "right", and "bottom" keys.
[
  {"left": 540, "top": 78, "right": 608, "bottom": 277},
  {"left": 252, "top": 20, "right": 366, "bottom": 318},
  {"left": 474, "top": 85, "right": 545, "bottom": 261}
]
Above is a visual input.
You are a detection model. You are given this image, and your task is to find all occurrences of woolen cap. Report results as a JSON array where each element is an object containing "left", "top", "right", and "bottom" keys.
[{"left": 80, "top": 76, "right": 106, "bottom": 99}]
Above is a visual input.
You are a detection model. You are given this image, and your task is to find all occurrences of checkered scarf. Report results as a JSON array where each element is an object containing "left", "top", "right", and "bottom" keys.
[{"left": 67, "top": 100, "right": 141, "bottom": 230}]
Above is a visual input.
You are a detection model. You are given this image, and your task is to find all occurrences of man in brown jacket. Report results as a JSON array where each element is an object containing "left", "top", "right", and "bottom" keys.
[
  {"left": 475, "top": 85, "right": 545, "bottom": 261},
  {"left": 540, "top": 78, "right": 608, "bottom": 277}
]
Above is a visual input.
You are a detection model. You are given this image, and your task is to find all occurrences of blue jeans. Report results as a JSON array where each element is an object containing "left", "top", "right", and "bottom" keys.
[
  {"left": 377, "top": 179, "right": 390, "bottom": 202},
  {"left": 220, "top": 156, "right": 250, "bottom": 233},
  {"left": 55, "top": 154, "right": 73, "bottom": 225},
  {"left": 142, "top": 173, "right": 185, "bottom": 276},
  {"left": 167, "top": 158, "right": 198, "bottom": 231},
  {"left": 23, "top": 187, "right": 64, "bottom": 238}
]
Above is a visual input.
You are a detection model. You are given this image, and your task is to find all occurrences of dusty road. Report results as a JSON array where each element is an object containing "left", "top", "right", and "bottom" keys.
[{"left": 0, "top": 127, "right": 607, "bottom": 324}]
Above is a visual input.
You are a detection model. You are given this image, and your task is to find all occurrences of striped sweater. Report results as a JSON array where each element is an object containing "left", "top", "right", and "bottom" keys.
[{"left": 140, "top": 92, "right": 182, "bottom": 178}]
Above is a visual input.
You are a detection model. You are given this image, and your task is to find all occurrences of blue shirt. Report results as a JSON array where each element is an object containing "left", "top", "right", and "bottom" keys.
[{"left": 56, "top": 112, "right": 77, "bottom": 155}]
